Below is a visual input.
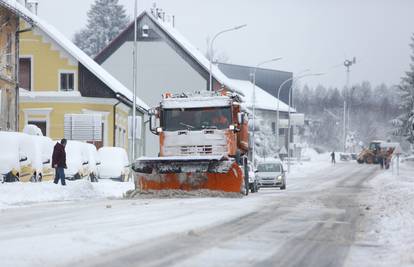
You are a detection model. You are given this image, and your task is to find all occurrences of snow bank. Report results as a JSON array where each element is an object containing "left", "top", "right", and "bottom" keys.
[
  {"left": 126, "top": 189, "right": 243, "bottom": 199},
  {"left": 347, "top": 160, "right": 414, "bottom": 266},
  {"left": 0, "top": 179, "right": 134, "bottom": 209}
]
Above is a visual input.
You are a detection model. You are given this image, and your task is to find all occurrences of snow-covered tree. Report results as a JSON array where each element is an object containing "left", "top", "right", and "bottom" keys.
[
  {"left": 393, "top": 34, "right": 414, "bottom": 143},
  {"left": 73, "top": 0, "right": 129, "bottom": 57}
]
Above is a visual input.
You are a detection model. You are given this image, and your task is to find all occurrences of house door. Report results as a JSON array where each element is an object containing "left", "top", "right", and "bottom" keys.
[{"left": 19, "top": 58, "right": 31, "bottom": 90}]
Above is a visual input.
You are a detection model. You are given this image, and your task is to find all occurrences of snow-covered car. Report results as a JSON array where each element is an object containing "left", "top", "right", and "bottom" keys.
[
  {"left": 97, "top": 147, "right": 130, "bottom": 181},
  {"left": 32, "top": 135, "right": 54, "bottom": 181},
  {"left": 0, "top": 132, "right": 25, "bottom": 182},
  {"left": 85, "top": 143, "right": 99, "bottom": 182},
  {"left": 247, "top": 162, "right": 259, "bottom": 193},
  {"left": 256, "top": 159, "right": 286, "bottom": 190},
  {"left": 0, "top": 132, "right": 44, "bottom": 182},
  {"left": 401, "top": 155, "right": 414, "bottom": 164},
  {"left": 65, "top": 140, "right": 90, "bottom": 180}
]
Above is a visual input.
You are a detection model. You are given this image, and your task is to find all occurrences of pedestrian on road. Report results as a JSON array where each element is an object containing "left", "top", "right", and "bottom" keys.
[
  {"left": 331, "top": 151, "right": 336, "bottom": 164},
  {"left": 52, "top": 138, "right": 67, "bottom": 186}
]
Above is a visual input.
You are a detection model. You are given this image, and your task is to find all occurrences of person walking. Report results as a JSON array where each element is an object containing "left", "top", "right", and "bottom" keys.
[
  {"left": 331, "top": 151, "right": 336, "bottom": 164},
  {"left": 52, "top": 138, "right": 67, "bottom": 186}
]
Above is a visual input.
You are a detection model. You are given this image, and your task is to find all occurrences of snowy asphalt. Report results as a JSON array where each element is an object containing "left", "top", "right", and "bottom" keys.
[{"left": 0, "top": 163, "right": 379, "bottom": 267}]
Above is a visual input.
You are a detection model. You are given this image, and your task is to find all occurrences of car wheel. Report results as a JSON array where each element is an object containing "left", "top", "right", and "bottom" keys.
[
  {"left": 30, "top": 174, "right": 37, "bottom": 183},
  {"left": 280, "top": 182, "right": 286, "bottom": 190},
  {"left": 90, "top": 173, "right": 98, "bottom": 182},
  {"left": 74, "top": 173, "right": 81, "bottom": 180}
]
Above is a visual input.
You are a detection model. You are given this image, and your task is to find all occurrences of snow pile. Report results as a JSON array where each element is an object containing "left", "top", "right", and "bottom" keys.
[
  {"left": 0, "top": 180, "right": 134, "bottom": 209},
  {"left": 125, "top": 189, "right": 243, "bottom": 199},
  {"left": 348, "top": 161, "right": 414, "bottom": 266}
]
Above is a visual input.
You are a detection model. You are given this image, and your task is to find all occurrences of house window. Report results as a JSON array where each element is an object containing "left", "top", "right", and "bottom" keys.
[
  {"left": 279, "top": 128, "right": 285, "bottom": 136},
  {"left": 19, "top": 58, "right": 32, "bottom": 90},
  {"left": 271, "top": 122, "right": 276, "bottom": 134},
  {"left": 60, "top": 72, "right": 74, "bottom": 91}
]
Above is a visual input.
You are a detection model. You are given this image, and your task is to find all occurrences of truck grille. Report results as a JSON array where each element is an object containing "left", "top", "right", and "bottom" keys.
[{"left": 180, "top": 145, "right": 213, "bottom": 155}]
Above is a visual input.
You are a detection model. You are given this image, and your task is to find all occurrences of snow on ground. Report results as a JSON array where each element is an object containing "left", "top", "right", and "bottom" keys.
[
  {"left": 0, "top": 148, "right": 330, "bottom": 210},
  {"left": 347, "top": 160, "right": 414, "bottom": 266},
  {"left": 0, "top": 179, "right": 134, "bottom": 209},
  {"left": 0, "top": 150, "right": 348, "bottom": 267}
]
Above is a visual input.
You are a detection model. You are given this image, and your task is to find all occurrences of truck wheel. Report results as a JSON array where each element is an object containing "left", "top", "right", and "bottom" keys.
[{"left": 280, "top": 182, "right": 286, "bottom": 190}]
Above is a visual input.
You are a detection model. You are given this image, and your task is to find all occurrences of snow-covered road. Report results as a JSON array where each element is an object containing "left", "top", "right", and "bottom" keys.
[{"left": 0, "top": 161, "right": 410, "bottom": 267}]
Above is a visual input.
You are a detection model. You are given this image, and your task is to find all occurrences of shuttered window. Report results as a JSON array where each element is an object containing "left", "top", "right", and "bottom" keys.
[{"left": 60, "top": 73, "right": 74, "bottom": 91}]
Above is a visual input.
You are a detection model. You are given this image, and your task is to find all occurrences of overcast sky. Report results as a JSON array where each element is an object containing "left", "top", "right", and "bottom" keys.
[{"left": 36, "top": 0, "right": 414, "bottom": 89}]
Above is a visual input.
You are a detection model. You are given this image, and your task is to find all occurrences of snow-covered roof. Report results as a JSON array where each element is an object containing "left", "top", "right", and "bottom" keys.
[
  {"left": 162, "top": 95, "right": 232, "bottom": 109},
  {"left": 228, "top": 79, "right": 294, "bottom": 112},
  {"left": 144, "top": 12, "right": 244, "bottom": 96},
  {"left": 2, "top": 0, "right": 149, "bottom": 111}
]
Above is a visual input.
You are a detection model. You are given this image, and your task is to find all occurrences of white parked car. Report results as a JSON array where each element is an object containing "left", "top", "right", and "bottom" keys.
[
  {"left": 247, "top": 162, "right": 259, "bottom": 193},
  {"left": 85, "top": 143, "right": 99, "bottom": 182},
  {"left": 256, "top": 159, "right": 286, "bottom": 190},
  {"left": 0, "top": 132, "right": 43, "bottom": 182},
  {"left": 32, "top": 135, "right": 54, "bottom": 181},
  {"left": 97, "top": 147, "right": 130, "bottom": 181},
  {"left": 65, "top": 140, "right": 90, "bottom": 180},
  {"left": 0, "top": 132, "right": 24, "bottom": 182}
]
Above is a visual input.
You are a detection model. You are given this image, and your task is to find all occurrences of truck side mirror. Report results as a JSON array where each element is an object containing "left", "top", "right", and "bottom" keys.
[
  {"left": 149, "top": 108, "right": 160, "bottom": 135},
  {"left": 237, "top": 112, "right": 244, "bottom": 124}
]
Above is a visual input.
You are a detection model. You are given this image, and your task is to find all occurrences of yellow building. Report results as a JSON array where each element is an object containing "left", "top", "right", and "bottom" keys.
[{"left": 13, "top": 2, "right": 148, "bottom": 155}]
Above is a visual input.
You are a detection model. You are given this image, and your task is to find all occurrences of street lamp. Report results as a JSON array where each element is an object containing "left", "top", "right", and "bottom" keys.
[
  {"left": 276, "top": 73, "right": 324, "bottom": 172},
  {"left": 208, "top": 24, "right": 247, "bottom": 91},
  {"left": 131, "top": 0, "right": 138, "bottom": 162},
  {"left": 343, "top": 57, "right": 356, "bottom": 152},
  {"left": 251, "top": 58, "right": 282, "bottom": 166}
]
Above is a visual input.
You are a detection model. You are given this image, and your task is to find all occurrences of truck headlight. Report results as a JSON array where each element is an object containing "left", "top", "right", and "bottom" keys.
[{"left": 277, "top": 175, "right": 282, "bottom": 180}]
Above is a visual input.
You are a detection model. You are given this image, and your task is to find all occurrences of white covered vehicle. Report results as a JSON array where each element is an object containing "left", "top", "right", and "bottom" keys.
[
  {"left": 0, "top": 132, "right": 24, "bottom": 182},
  {"left": 65, "top": 140, "right": 90, "bottom": 180},
  {"left": 0, "top": 132, "right": 43, "bottom": 182},
  {"left": 97, "top": 147, "right": 130, "bottom": 181},
  {"left": 85, "top": 143, "right": 99, "bottom": 182}
]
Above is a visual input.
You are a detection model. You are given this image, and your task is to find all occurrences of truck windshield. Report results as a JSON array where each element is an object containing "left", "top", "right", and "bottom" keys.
[
  {"left": 257, "top": 163, "right": 282, "bottom": 172},
  {"left": 162, "top": 107, "right": 231, "bottom": 131}
]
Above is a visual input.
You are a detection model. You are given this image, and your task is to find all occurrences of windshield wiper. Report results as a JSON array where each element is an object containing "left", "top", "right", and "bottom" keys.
[
  {"left": 202, "top": 125, "right": 217, "bottom": 129},
  {"left": 179, "top": 122, "right": 194, "bottom": 130}
]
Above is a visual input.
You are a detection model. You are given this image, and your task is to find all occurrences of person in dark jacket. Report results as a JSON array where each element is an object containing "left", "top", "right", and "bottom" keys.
[
  {"left": 52, "top": 139, "right": 67, "bottom": 185},
  {"left": 331, "top": 151, "right": 336, "bottom": 164}
]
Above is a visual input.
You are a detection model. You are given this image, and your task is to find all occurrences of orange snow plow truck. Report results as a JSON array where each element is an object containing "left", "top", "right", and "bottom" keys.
[{"left": 132, "top": 91, "right": 250, "bottom": 194}]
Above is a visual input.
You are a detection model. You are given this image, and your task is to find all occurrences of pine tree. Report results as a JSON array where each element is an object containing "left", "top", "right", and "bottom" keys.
[
  {"left": 393, "top": 34, "right": 414, "bottom": 143},
  {"left": 73, "top": 0, "right": 129, "bottom": 57}
]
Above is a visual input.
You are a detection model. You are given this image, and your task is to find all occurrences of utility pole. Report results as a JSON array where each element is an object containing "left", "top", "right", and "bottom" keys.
[
  {"left": 343, "top": 57, "right": 356, "bottom": 152},
  {"left": 131, "top": 0, "right": 138, "bottom": 161}
]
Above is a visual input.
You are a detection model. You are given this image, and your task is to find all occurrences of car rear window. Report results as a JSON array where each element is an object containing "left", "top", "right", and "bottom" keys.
[{"left": 257, "top": 163, "right": 282, "bottom": 172}]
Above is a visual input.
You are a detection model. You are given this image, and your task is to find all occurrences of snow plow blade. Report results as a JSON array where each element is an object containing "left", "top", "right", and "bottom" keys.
[{"left": 131, "top": 156, "right": 244, "bottom": 193}]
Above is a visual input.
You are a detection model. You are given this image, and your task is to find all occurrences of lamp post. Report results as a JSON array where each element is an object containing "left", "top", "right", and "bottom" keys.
[
  {"left": 251, "top": 58, "right": 282, "bottom": 166},
  {"left": 131, "top": 0, "right": 138, "bottom": 161},
  {"left": 208, "top": 24, "right": 247, "bottom": 91},
  {"left": 275, "top": 69, "right": 310, "bottom": 150},
  {"left": 276, "top": 73, "right": 324, "bottom": 172},
  {"left": 343, "top": 57, "right": 356, "bottom": 152}
]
